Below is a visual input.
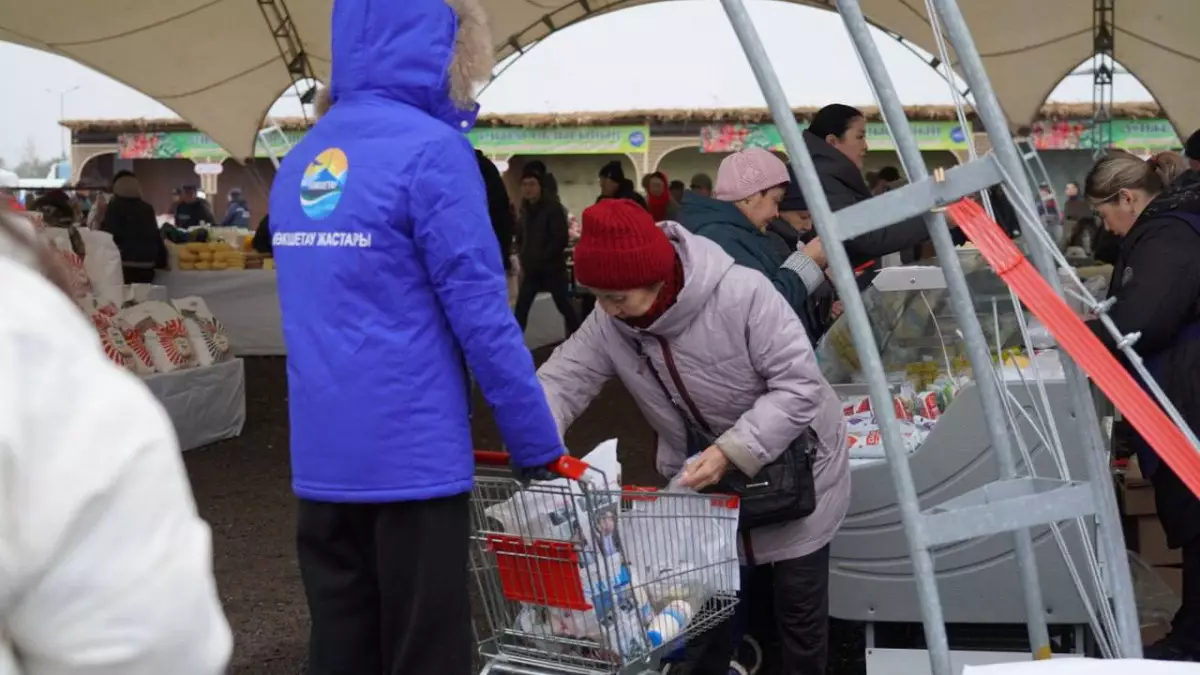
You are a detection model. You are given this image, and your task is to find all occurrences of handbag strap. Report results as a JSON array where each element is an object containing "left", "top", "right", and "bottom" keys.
[{"left": 631, "top": 337, "right": 716, "bottom": 437}]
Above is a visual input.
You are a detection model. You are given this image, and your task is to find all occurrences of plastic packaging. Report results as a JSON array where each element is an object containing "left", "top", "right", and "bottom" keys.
[{"left": 647, "top": 600, "right": 694, "bottom": 646}]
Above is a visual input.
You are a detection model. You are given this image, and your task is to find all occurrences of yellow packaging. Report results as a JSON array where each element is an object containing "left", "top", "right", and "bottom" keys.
[
  {"left": 179, "top": 262, "right": 195, "bottom": 271},
  {"left": 194, "top": 261, "right": 211, "bottom": 270}
]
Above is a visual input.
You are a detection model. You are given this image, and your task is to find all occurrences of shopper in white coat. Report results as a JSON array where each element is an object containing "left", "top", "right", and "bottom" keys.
[{"left": 0, "top": 211, "right": 231, "bottom": 675}]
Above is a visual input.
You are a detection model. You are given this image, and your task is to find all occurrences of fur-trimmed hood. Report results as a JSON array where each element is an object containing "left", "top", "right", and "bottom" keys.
[{"left": 327, "top": 0, "right": 493, "bottom": 132}]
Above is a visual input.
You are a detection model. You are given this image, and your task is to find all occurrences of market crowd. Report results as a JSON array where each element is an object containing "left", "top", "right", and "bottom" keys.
[{"left": 6, "top": 0, "right": 1200, "bottom": 673}]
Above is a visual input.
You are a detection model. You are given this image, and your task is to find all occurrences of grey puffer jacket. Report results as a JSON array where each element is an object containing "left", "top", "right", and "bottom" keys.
[{"left": 537, "top": 222, "right": 849, "bottom": 564}]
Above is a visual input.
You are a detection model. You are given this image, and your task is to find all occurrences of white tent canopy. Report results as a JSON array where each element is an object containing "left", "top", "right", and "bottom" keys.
[{"left": 3, "top": 0, "right": 1196, "bottom": 159}]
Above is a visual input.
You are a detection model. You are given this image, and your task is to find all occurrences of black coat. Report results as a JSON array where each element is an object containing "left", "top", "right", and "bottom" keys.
[
  {"left": 517, "top": 197, "right": 570, "bottom": 274},
  {"left": 803, "top": 130, "right": 931, "bottom": 265},
  {"left": 476, "top": 150, "right": 515, "bottom": 271},
  {"left": 1086, "top": 171, "right": 1200, "bottom": 548},
  {"left": 101, "top": 195, "right": 166, "bottom": 272}
]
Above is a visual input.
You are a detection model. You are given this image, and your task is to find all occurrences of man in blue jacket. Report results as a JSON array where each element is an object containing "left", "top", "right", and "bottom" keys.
[{"left": 268, "top": 1, "right": 566, "bottom": 673}]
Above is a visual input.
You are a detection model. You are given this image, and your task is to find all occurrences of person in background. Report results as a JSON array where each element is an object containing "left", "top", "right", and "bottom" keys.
[
  {"left": 515, "top": 164, "right": 579, "bottom": 335},
  {"left": 101, "top": 171, "right": 167, "bottom": 284},
  {"left": 86, "top": 190, "right": 109, "bottom": 230},
  {"left": 1151, "top": 151, "right": 1190, "bottom": 185},
  {"left": 267, "top": 1, "right": 567, "bottom": 673},
  {"left": 170, "top": 187, "right": 182, "bottom": 213},
  {"left": 174, "top": 185, "right": 216, "bottom": 228},
  {"left": 690, "top": 172, "right": 714, "bottom": 198},
  {"left": 1084, "top": 150, "right": 1200, "bottom": 661},
  {"left": 643, "top": 170, "right": 679, "bottom": 221},
  {"left": 1062, "top": 180, "right": 1092, "bottom": 223},
  {"left": 32, "top": 189, "right": 75, "bottom": 226},
  {"left": 1, "top": 190, "right": 24, "bottom": 212},
  {"left": 537, "top": 199, "right": 849, "bottom": 675},
  {"left": 767, "top": 172, "right": 840, "bottom": 339},
  {"left": 597, "top": 160, "right": 648, "bottom": 209},
  {"left": 803, "top": 104, "right": 938, "bottom": 268},
  {"left": 669, "top": 179, "right": 686, "bottom": 205},
  {"left": 220, "top": 187, "right": 252, "bottom": 228},
  {"left": 875, "top": 166, "right": 901, "bottom": 192},
  {"left": 0, "top": 211, "right": 232, "bottom": 674},
  {"left": 476, "top": 150, "right": 514, "bottom": 274},
  {"left": 678, "top": 148, "right": 825, "bottom": 338},
  {"left": 1185, "top": 129, "right": 1200, "bottom": 172},
  {"left": 251, "top": 214, "right": 272, "bottom": 254}
]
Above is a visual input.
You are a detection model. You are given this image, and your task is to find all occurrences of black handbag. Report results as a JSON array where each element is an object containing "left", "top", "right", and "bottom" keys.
[{"left": 633, "top": 339, "right": 818, "bottom": 531}]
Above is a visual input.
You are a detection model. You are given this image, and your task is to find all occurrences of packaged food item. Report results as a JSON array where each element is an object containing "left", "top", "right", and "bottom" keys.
[
  {"left": 842, "top": 395, "right": 871, "bottom": 417},
  {"left": 916, "top": 390, "right": 942, "bottom": 420},
  {"left": 845, "top": 412, "right": 876, "bottom": 431},
  {"left": 113, "top": 308, "right": 158, "bottom": 376},
  {"left": 647, "top": 600, "right": 694, "bottom": 646},
  {"left": 88, "top": 311, "right": 138, "bottom": 371},
  {"left": 847, "top": 426, "right": 882, "bottom": 449},
  {"left": 118, "top": 301, "right": 199, "bottom": 373},
  {"left": 172, "top": 296, "right": 233, "bottom": 366}
]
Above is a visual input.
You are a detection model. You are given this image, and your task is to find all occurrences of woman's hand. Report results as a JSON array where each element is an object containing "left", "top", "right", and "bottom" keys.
[
  {"left": 802, "top": 237, "right": 827, "bottom": 268},
  {"left": 679, "top": 445, "right": 730, "bottom": 490}
]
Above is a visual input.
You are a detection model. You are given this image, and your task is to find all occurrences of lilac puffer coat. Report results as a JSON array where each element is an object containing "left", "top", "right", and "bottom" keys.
[{"left": 537, "top": 222, "right": 849, "bottom": 564}]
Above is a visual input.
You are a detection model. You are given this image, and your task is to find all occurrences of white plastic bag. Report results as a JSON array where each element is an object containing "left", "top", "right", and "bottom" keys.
[
  {"left": 77, "top": 229, "right": 124, "bottom": 308},
  {"left": 620, "top": 468, "right": 740, "bottom": 606}
]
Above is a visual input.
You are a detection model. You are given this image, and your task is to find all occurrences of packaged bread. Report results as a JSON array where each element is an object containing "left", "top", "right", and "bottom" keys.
[
  {"left": 118, "top": 301, "right": 198, "bottom": 373},
  {"left": 113, "top": 307, "right": 158, "bottom": 375},
  {"left": 194, "top": 261, "right": 211, "bottom": 270},
  {"left": 172, "top": 296, "right": 233, "bottom": 365}
]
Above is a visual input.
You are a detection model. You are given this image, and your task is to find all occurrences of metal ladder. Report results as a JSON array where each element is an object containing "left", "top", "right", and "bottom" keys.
[
  {"left": 257, "top": 116, "right": 295, "bottom": 169},
  {"left": 718, "top": 0, "right": 1140, "bottom": 673},
  {"left": 1015, "top": 136, "right": 1065, "bottom": 244}
]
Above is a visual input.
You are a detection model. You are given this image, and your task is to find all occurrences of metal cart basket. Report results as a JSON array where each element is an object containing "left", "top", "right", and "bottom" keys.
[{"left": 470, "top": 451, "right": 741, "bottom": 675}]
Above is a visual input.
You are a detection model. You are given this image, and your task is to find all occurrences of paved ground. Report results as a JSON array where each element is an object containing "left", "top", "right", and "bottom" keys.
[{"left": 182, "top": 355, "right": 866, "bottom": 674}]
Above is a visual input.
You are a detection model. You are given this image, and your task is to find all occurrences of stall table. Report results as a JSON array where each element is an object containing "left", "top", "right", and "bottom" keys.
[
  {"left": 143, "top": 358, "right": 247, "bottom": 451},
  {"left": 157, "top": 270, "right": 285, "bottom": 355}
]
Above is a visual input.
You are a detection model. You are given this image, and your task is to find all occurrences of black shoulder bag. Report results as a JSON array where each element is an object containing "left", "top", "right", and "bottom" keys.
[{"left": 633, "top": 339, "right": 818, "bottom": 531}]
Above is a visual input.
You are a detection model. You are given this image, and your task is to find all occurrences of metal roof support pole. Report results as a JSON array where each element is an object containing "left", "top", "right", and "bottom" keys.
[
  {"left": 837, "top": 0, "right": 1051, "bottom": 661},
  {"left": 929, "top": 0, "right": 1142, "bottom": 657},
  {"left": 717, "top": 1, "right": 951, "bottom": 673}
]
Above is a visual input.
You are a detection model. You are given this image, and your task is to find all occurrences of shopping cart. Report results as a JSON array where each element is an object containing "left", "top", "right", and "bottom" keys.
[{"left": 471, "top": 450, "right": 741, "bottom": 675}]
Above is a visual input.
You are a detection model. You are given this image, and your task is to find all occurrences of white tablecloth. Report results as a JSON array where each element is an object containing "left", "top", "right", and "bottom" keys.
[
  {"left": 156, "top": 271, "right": 567, "bottom": 355},
  {"left": 142, "top": 358, "right": 247, "bottom": 451},
  {"left": 157, "top": 270, "right": 285, "bottom": 355}
]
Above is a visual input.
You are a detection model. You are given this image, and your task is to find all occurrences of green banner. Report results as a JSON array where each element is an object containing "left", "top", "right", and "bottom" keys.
[
  {"left": 1029, "top": 119, "right": 1181, "bottom": 151},
  {"left": 470, "top": 126, "right": 650, "bottom": 155},
  {"left": 118, "top": 131, "right": 304, "bottom": 160},
  {"left": 699, "top": 121, "right": 972, "bottom": 153}
]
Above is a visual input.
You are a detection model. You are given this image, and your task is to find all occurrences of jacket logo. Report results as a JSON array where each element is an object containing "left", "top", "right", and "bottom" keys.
[
  {"left": 1122, "top": 266, "right": 1133, "bottom": 285},
  {"left": 301, "top": 147, "right": 349, "bottom": 220}
]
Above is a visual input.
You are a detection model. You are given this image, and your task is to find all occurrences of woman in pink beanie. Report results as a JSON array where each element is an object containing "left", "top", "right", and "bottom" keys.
[
  {"left": 676, "top": 147, "right": 827, "bottom": 338},
  {"left": 539, "top": 198, "right": 849, "bottom": 675}
]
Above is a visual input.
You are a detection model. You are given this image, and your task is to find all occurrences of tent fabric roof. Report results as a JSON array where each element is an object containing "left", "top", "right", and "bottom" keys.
[
  {"left": 61, "top": 101, "right": 1168, "bottom": 136},
  {"left": 5, "top": 1, "right": 1197, "bottom": 158}
]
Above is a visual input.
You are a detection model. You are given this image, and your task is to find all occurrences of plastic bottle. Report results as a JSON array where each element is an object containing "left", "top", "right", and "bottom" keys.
[{"left": 646, "top": 600, "right": 694, "bottom": 647}]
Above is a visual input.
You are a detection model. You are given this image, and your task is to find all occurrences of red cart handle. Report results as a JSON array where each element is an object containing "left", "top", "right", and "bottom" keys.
[{"left": 474, "top": 450, "right": 589, "bottom": 481}]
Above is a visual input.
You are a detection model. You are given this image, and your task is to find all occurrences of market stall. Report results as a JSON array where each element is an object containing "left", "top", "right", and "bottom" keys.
[
  {"left": 820, "top": 249, "right": 1112, "bottom": 636},
  {"left": 33, "top": 219, "right": 247, "bottom": 451},
  {"left": 157, "top": 269, "right": 285, "bottom": 356}
]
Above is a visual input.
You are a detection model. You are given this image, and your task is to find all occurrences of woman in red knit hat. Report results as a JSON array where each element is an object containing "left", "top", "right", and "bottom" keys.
[{"left": 538, "top": 198, "right": 849, "bottom": 675}]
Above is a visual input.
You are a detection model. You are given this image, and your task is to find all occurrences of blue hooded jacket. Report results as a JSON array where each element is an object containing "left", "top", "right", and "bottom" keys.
[{"left": 269, "top": 0, "right": 566, "bottom": 502}]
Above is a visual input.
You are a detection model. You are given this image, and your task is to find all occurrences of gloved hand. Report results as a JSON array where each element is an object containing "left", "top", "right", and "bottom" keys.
[{"left": 514, "top": 461, "right": 563, "bottom": 484}]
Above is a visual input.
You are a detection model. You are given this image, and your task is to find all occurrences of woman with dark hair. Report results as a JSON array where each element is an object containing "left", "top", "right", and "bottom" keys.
[
  {"left": 0, "top": 211, "right": 232, "bottom": 673},
  {"left": 803, "top": 104, "right": 935, "bottom": 266},
  {"left": 1083, "top": 150, "right": 1200, "bottom": 661}
]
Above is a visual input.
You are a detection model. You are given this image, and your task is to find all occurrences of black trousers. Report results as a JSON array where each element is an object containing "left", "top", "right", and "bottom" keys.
[
  {"left": 514, "top": 268, "right": 579, "bottom": 336},
  {"left": 296, "top": 494, "right": 472, "bottom": 675},
  {"left": 680, "top": 545, "right": 830, "bottom": 675},
  {"left": 1171, "top": 537, "right": 1200, "bottom": 652}
]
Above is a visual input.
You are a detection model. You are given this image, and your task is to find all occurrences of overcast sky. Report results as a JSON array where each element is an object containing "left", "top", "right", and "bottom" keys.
[{"left": 0, "top": 1, "right": 1152, "bottom": 165}]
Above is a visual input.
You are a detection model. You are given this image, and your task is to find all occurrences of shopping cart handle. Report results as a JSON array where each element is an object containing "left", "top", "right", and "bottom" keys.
[{"left": 473, "top": 450, "right": 588, "bottom": 481}]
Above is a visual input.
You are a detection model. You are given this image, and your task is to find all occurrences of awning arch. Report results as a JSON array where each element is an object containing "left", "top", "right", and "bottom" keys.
[{"left": 3, "top": 0, "right": 1195, "bottom": 159}]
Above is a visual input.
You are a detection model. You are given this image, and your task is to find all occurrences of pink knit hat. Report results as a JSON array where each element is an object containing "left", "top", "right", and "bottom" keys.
[{"left": 714, "top": 148, "right": 790, "bottom": 202}]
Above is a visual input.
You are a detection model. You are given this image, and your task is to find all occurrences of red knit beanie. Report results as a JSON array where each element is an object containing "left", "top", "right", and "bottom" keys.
[{"left": 574, "top": 199, "right": 677, "bottom": 291}]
